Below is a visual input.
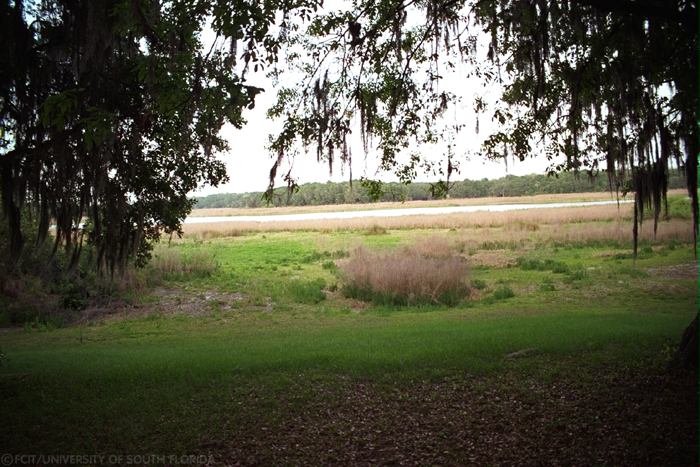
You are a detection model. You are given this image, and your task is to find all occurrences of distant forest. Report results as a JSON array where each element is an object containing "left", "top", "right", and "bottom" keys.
[{"left": 194, "top": 172, "right": 688, "bottom": 209}]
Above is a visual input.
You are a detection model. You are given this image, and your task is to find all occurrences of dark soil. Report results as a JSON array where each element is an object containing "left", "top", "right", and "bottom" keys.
[{"left": 201, "top": 367, "right": 698, "bottom": 466}]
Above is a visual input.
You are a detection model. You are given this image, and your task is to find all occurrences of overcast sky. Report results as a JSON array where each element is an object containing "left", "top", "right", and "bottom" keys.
[
  {"left": 195, "top": 81, "right": 553, "bottom": 197},
  {"left": 194, "top": 10, "right": 554, "bottom": 197}
]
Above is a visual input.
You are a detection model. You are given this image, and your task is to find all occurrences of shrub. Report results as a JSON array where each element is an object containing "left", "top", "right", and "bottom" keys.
[
  {"left": 564, "top": 268, "right": 587, "bottom": 282},
  {"left": 516, "top": 257, "right": 570, "bottom": 274},
  {"left": 470, "top": 278, "right": 487, "bottom": 290},
  {"left": 539, "top": 279, "right": 556, "bottom": 292},
  {"left": 339, "top": 238, "right": 469, "bottom": 306},
  {"left": 666, "top": 196, "right": 692, "bottom": 220},
  {"left": 150, "top": 248, "right": 218, "bottom": 279},
  {"left": 364, "top": 225, "right": 388, "bottom": 235},
  {"left": 493, "top": 285, "right": 515, "bottom": 300},
  {"left": 287, "top": 279, "right": 326, "bottom": 304}
]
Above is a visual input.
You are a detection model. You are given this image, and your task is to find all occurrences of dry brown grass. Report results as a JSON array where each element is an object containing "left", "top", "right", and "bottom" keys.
[
  {"left": 182, "top": 203, "right": 635, "bottom": 238},
  {"left": 339, "top": 237, "right": 469, "bottom": 305},
  {"left": 182, "top": 193, "right": 695, "bottom": 248},
  {"left": 451, "top": 218, "right": 694, "bottom": 253}
]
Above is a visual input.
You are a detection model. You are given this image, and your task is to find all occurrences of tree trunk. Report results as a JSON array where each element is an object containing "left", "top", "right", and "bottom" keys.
[{"left": 671, "top": 314, "right": 698, "bottom": 370}]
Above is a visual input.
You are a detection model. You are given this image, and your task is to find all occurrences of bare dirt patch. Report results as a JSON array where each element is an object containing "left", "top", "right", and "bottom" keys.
[
  {"left": 467, "top": 250, "right": 518, "bottom": 268},
  {"left": 82, "top": 288, "right": 246, "bottom": 322},
  {"left": 646, "top": 262, "right": 697, "bottom": 281}
]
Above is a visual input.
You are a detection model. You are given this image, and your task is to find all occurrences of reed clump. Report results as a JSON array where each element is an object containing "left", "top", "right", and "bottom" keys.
[
  {"left": 150, "top": 248, "right": 218, "bottom": 279},
  {"left": 339, "top": 237, "right": 469, "bottom": 306}
]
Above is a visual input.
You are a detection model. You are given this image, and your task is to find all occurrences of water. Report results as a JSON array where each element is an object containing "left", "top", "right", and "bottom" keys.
[{"left": 184, "top": 199, "right": 632, "bottom": 225}]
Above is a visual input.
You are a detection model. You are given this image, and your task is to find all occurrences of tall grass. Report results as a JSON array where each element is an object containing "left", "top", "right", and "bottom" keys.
[
  {"left": 182, "top": 203, "right": 636, "bottom": 238},
  {"left": 339, "top": 237, "right": 469, "bottom": 306},
  {"left": 150, "top": 248, "right": 218, "bottom": 279}
]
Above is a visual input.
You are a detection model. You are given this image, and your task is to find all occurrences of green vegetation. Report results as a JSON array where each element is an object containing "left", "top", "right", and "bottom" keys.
[
  {"left": 492, "top": 285, "right": 516, "bottom": 300},
  {"left": 0, "top": 224, "right": 696, "bottom": 462},
  {"left": 2, "top": 0, "right": 696, "bottom": 461},
  {"left": 194, "top": 172, "right": 688, "bottom": 208}
]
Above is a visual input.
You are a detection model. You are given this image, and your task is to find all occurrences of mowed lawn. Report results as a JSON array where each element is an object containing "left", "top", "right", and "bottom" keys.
[{"left": 1, "top": 221, "right": 697, "bottom": 464}]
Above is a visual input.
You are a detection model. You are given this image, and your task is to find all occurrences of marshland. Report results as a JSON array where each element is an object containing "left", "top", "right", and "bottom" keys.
[
  {"left": 1, "top": 190, "right": 696, "bottom": 464},
  {"left": 2, "top": 1, "right": 698, "bottom": 464}
]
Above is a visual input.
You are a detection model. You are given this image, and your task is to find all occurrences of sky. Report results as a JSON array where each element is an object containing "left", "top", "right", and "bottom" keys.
[
  {"left": 195, "top": 95, "right": 552, "bottom": 197},
  {"left": 194, "top": 9, "right": 554, "bottom": 197}
]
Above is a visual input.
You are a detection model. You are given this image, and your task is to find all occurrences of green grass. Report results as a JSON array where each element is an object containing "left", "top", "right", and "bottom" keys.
[{"left": 0, "top": 227, "right": 696, "bottom": 456}]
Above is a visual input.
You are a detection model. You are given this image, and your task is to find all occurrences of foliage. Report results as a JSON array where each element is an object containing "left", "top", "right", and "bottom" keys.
[
  {"left": 492, "top": 285, "right": 515, "bottom": 300},
  {"left": 666, "top": 195, "right": 693, "bottom": 220},
  {"left": 516, "top": 257, "right": 570, "bottom": 274},
  {"left": 286, "top": 278, "right": 326, "bottom": 304},
  {"left": 195, "top": 171, "right": 687, "bottom": 209},
  {"left": 0, "top": 0, "right": 319, "bottom": 273},
  {"left": 268, "top": 0, "right": 697, "bottom": 258},
  {"left": 0, "top": 205, "right": 104, "bottom": 320}
]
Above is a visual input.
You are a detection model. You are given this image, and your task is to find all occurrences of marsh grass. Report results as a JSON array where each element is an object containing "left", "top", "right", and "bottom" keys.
[
  {"left": 516, "top": 257, "right": 570, "bottom": 274},
  {"left": 150, "top": 247, "right": 218, "bottom": 279},
  {"left": 492, "top": 285, "right": 515, "bottom": 300},
  {"left": 286, "top": 279, "right": 327, "bottom": 304},
  {"left": 189, "top": 190, "right": 684, "bottom": 218},
  {"left": 0, "top": 218, "right": 696, "bottom": 461},
  {"left": 364, "top": 224, "right": 388, "bottom": 235},
  {"left": 340, "top": 237, "right": 469, "bottom": 306}
]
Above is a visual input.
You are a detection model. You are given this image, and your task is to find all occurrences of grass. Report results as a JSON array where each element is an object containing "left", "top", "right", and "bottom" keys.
[
  {"left": 0, "top": 203, "right": 697, "bottom": 462},
  {"left": 182, "top": 201, "right": 694, "bottom": 244},
  {"left": 492, "top": 285, "right": 516, "bottom": 300},
  {"left": 339, "top": 237, "right": 469, "bottom": 306},
  {"left": 150, "top": 247, "right": 219, "bottom": 279}
]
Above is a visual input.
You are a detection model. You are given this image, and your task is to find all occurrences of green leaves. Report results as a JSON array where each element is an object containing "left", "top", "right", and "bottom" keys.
[
  {"left": 40, "top": 90, "right": 82, "bottom": 128},
  {"left": 1, "top": 0, "right": 321, "bottom": 273}
]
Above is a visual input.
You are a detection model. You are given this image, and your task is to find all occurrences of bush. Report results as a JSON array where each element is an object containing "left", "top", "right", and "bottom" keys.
[
  {"left": 493, "top": 285, "right": 515, "bottom": 300},
  {"left": 564, "top": 268, "right": 587, "bottom": 282},
  {"left": 287, "top": 279, "right": 326, "bottom": 304},
  {"left": 666, "top": 196, "right": 692, "bottom": 220},
  {"left": 516, "top": 257, "right": 570, "bottom": 274},
  {"left": 364, "top": 225, "right": 388, "bottom": 235},
  {"left": 340, "top": 238, "right": 469, "bottom": 306},
  {"left": 470, "top": 278, "right": 487, "bottom": 290},
  {"left": 150, "top": 248, "right": 218, "bottom": 279}
]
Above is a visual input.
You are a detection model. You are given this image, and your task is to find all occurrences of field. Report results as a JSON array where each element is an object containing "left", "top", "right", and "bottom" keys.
[
  {"left": 188, "top": 189, "right": 653, "bottom": 217},
  {"left": 1, "top": 193, "right": 697, "bottom": 464}
]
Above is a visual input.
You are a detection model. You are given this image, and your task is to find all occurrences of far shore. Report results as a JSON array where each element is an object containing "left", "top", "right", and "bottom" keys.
[{"left": 189, "top": 189, "right": 687, "bottom": 218}]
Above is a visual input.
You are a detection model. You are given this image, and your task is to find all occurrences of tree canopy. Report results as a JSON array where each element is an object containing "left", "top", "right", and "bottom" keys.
[
  {"left": 0, "top": 0, "right": 318, "bottom": 273},
  {"left": 2, "top": 0, "right": 696, "bottom": 273},
  {"left": 195, "top": 172, "right": 689, "bottom": 209},
  {"left": 268, "top": 0, "right": 697, "bottom": 256}
]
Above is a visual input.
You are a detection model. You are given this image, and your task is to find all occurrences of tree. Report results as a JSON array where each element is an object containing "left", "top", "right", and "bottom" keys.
[
  {"left": 268, "top": 0, "right": 697, "bottom": 365},
  {"left": 269, "top": 0, "right": 696, "bottom": 237},
  {"left": 1, "top": 0, "right": 318, "bottom": 274}
]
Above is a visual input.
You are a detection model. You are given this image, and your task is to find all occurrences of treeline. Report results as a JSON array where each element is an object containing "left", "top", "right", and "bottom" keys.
[{"left": 194, "top": 172, "right": 687, "bottom": 209}]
